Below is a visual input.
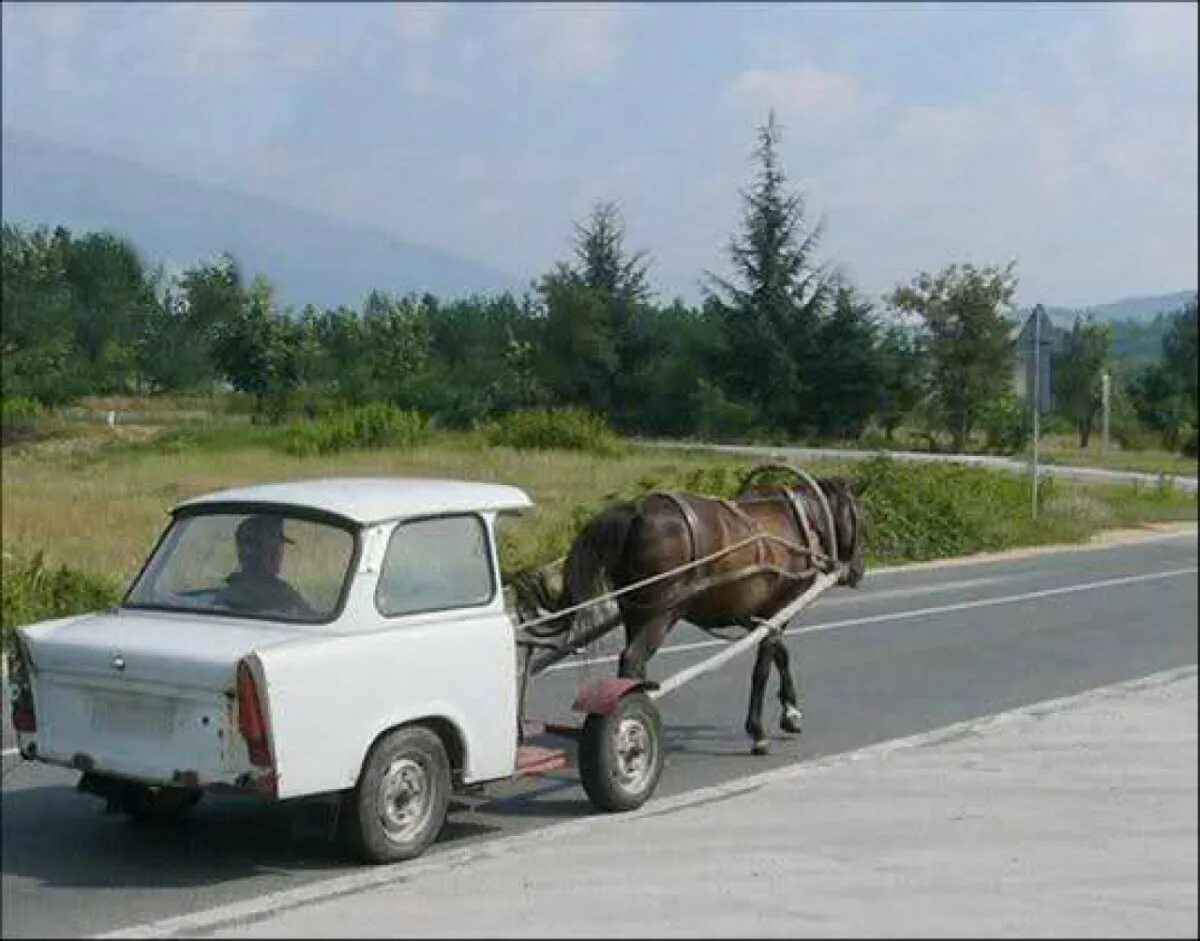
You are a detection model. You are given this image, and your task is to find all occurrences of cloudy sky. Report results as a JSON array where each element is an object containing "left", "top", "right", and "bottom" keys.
[{"left": 2, "top": 1, "right": 1196, "bottom": 307}]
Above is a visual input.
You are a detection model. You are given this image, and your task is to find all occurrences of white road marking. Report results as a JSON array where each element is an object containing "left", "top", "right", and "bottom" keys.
[
  {"left": 816, "top": 574, "right": 1014, "bottom": 605},
  {"left": 543, "top": 566, "right": 1199, "bottom": 673},
  {"left": 95, "top": 664, "right": 1199, "bottom": 940},
  {"left": 2, "top": 747, "right": 18, "bottom": 757}
]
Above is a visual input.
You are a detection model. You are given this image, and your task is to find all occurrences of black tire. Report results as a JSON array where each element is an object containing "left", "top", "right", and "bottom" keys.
[
  {"left": 341, "top": 725, "right": 450, "bottom": 864},
  {"left": 578, "top": 692, "right": 664, "bottom": 812},
  {"left": 121, "top": 785, "right": 202, "bottom": 824}
]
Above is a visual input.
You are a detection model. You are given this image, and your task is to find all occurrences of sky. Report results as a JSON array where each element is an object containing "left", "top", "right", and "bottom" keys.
[{"left": 2, "top": 1, "right": 1197, "bottom": 309}]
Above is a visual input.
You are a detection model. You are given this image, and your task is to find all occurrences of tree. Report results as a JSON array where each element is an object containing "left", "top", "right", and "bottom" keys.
[
  {"left": 572, "top": 200, "right": 650, "bottom": 306},
  {"left": 1129, "top": 296, "right": 1198, "bottom": 451},
  {"left": 705, "top": 111, "right": 829, "bottom": 434},
  {"left": 211, "top": 276, "right": 301, "bottom": 420},
  {"left": 535, "top": 265, "right": 618, "bottom": 413},
  {"left": 1053, "top": 316, "right": 1111, "bottom": 448},
  {"left": 1, "top": 224, "right": 88, "bottom": 404},
  {"left": 889, "top": 262, "right": 1018, "bottom": 453},
  {"left": 1163, "top": 295, "right": 1198, "bottom": 416},
  {"left": 874, "top": 323, "right": 928, "bottom": 441},
  {"left": 810, "top": 280, "right": 880, "bottom": 439}
]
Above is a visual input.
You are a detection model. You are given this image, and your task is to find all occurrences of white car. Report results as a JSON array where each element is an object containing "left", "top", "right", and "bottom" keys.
[{"left": 7, "top": 477, "right": 666, "bottom": 863}]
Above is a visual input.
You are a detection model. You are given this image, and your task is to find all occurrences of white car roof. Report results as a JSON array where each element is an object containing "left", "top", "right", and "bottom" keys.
[{"left": 174, "top": 476, "right": 534, "bottom": 526}]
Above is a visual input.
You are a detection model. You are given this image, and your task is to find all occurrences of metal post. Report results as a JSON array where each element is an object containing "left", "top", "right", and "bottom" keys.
[
  {"left": 1031, "top": 305, "right": 1041, "bottom": 520},
  {"left": 1101, "top": 371, "right": 1111, "bottom": 455}
]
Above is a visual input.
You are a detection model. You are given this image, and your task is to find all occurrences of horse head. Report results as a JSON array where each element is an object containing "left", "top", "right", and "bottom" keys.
[{"left": 814, "top": 476, "right": 866, "bottom": 588}]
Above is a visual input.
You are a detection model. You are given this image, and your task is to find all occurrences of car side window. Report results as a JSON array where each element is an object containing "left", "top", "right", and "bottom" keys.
[{"left": 375, "top": 515, "right": 495, "bottom": 617}]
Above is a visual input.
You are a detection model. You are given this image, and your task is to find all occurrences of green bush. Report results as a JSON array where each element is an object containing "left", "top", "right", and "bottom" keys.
[
  {"left": 1179, "top": 426, "right": 1198, "bottom": 459},
  {"left": 2, "top": 551, "right": 121, "bottom": 643},
  {"left": 281, "top": 404, "right": 429, "bottom": 457},
  {"left": 1, "top": 396, "right": 44, "bottom": 446},
  {"left": 978, "top": 391, "right": 1031, "bottom": 454},
  {"left": 484, "top": 408, "right": 625, "bottom": 456},
  {"left": 853, "top": 455, "right": 1069, "bottom": 564}
]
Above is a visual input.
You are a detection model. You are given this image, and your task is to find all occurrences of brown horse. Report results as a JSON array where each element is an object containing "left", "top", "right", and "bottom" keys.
[{"left": 556, "top": 474, "right": 866, "bottom": 754}]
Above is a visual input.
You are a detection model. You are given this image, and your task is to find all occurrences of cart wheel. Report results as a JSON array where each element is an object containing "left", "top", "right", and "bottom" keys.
[
  {"left": 341, "top": 725, "right": 450, "bottom": 864},
  {"left": 579, "top": 692, "right": 664, "bottom": 812}
]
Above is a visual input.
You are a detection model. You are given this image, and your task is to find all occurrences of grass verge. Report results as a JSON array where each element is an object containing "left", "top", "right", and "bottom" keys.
[{"left": 2, "top": 430, "right": 1195, "bottom": 644}]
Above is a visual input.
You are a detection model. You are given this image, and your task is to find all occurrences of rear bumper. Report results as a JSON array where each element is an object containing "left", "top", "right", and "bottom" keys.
[{"left": 23, "top": 744, "right": 273, "bottom": 794}]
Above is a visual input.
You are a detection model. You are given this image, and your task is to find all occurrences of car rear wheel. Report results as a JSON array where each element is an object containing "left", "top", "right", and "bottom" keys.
[{"left": 341, "top": 725, "right": 450, "bottom": 864}]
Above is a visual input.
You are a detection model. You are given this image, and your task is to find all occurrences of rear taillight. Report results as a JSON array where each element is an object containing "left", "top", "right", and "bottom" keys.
[
  {"left": 236, "top": 660, "right": 272, "bottom": 767},
  {"left": 12, "top": 687, "right": 36, "bottom": 733},
  {"left": 8, "top": 641, "right": 36, "bottom": 733}
]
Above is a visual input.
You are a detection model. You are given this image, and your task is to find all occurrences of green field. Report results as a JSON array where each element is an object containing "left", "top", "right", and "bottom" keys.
[{"left": 2, "top": 419, "right": 1195, "bottom": 640}]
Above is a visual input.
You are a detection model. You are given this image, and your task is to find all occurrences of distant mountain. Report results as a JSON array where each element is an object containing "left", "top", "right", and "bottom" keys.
[
  {"left": 1010, "top": 291, "right": 1196, "bottom": 369},
  {"left": 1, "top": 129, "right": 522, "bottom": 310},
  {"left": 1020, "top": 291, "right": 1196, "bottom": 328}
]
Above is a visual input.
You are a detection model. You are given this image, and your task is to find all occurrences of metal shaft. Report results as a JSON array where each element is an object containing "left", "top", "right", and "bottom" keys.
[{"left": 649, "top": 569, "right": 842, "bottom": 701}]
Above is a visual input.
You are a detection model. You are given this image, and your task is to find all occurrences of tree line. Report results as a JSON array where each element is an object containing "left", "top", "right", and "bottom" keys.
[{"left": 2, "top": 114, "right": 1196, "bottom": 455}]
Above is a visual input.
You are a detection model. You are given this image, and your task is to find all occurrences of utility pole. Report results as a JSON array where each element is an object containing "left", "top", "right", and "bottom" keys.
[
  {"left": 1030, "top": 304, "right": 1044, "bottom": 520},
  {"left": 1101, "top": 370, "right": 1111, "bottom": 455}
]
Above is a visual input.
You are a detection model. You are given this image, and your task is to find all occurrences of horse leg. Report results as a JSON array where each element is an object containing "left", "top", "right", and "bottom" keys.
[
  {"left": 618, "top": 612, "right": 672, "bottom": 681},
  {"left": 773, "top": 639, "right": 803, "bottom": 734},
  {"left": 744, "top": 638, "right": 774, "bottom": 756}
]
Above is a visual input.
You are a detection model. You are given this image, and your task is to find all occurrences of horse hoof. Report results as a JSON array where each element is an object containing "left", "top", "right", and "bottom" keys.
[
  {"left": 750, "top": 740, "right": 769, "bottom": 756},
  {"left": 780, "top": 706, "right": 803, "bottom": 735}
]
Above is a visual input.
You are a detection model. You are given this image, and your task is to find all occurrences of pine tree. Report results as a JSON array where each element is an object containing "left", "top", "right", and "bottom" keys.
[{"left": 706, "top": 111, "right": 828, "bottom": 435}]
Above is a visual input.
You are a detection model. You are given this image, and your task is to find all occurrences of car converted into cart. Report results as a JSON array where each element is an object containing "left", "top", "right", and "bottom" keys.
[{"left": 6, "top": 474, "right": 848, "bottom": 864}]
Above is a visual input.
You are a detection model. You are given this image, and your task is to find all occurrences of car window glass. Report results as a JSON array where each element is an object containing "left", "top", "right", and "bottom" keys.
[
  {"left": 126, "top": 513, "right": 354, "bottom": 622},
  {"left": 376, "top": 515, "right": 493, "bottom": 617}
]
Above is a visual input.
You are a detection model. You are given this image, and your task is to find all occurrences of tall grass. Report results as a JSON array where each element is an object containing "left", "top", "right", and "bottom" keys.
[
  {"left": 2, "top": 428, "right": 1194, "bottom": 642},
  {"left": 2, "top": 551, "right": 121, "bottom": 637}
]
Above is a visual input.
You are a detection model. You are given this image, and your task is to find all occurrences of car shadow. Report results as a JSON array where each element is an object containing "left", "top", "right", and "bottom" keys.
[{"left": 1, "top": 719, "right": 771, "bottom": 891}]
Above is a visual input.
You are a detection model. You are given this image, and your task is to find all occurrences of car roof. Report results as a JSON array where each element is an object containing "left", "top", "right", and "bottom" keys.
[{"left": 173, "top": 476, "right": 534, "bottom": 526}]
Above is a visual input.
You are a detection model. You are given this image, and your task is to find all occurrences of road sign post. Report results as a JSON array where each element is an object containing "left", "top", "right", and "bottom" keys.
[
  {"left": 1101, "top": 370, "right": 1111, "bottom": 455},
  {"left": 1031, "top": 304, "right": 1041, "bottom": 519}
]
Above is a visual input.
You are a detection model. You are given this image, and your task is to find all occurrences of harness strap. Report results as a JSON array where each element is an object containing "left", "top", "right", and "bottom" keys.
[
  {"left": 719, "top": 498, "right": 768, "bottom": 568},
  {"left": 658, "top": 491, "right": 702, "bottom": 564},
  {"left": 789, "top": 470, "right": 839, "bottom": 571}
]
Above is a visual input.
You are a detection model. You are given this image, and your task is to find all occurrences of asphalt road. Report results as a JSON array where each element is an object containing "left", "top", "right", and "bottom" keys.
[{"left": 2, "top": 532, "right": 1196, "bottom": 939}]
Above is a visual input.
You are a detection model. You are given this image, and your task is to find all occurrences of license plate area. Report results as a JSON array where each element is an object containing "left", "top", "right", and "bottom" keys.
[{"left": 90, "top": 690, "right": 177, "bottom": 741}]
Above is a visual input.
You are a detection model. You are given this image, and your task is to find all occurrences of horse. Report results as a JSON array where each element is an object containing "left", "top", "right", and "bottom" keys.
[{"left": 550, "top": 471, "right": 866, "bottom": 754}]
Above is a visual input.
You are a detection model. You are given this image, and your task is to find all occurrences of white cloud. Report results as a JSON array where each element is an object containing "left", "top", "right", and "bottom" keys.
[
  {"left": 727, "top": 66, "right": 861, "bottom": 118},
  {"left": 168, "top": 3, "right": 264, "bottom": 75},
  {"left": 395, "top": 3, "right": 446, "bottom": 43},
  {"left": 1107, "top": 2, "right": 1198, "bottom": 71},
  {"left": 526, "top": 3, "right": 625, "bottom": 76}
]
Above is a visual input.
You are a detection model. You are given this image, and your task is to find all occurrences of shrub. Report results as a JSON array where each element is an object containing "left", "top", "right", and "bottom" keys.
[
  {"left": 484, "top": 408, "right": 625, "bottom": 456},
  {"left": 1, "top": 396, "right": 44, "bottom": 446},
  {"left": 1179, "top": 426, "right": 1198, "bottom": 459},
  {"left": 853, "top": 455, "right": 1049, "bottom": 563},
  {"left": 978, "top": 391, "right": 1030, "bottom": 454},
  {"left": 2, "top": 551, "right": 121, "bottom": 643},
  {"left": 281, "top": 404, "right": 429, "bottom": 457}
]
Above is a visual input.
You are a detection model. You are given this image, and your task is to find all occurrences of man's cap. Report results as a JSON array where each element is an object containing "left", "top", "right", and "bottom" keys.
[{"left": 236, "top": 515, "right": 295, "bottom": 550}]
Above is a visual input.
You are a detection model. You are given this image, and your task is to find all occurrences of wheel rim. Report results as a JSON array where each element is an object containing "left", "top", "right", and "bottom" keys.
[
  {"left": 377, "top": 756, "right": 432, "bottom": 843},
  {"left": 614, "top": 716, "right": 655, "bottom": 794}
]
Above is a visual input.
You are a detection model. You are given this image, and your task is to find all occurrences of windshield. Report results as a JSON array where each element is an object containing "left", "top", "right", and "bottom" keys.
[{"left": 125, "top": 511, "right": 357, "bottom": 623}]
